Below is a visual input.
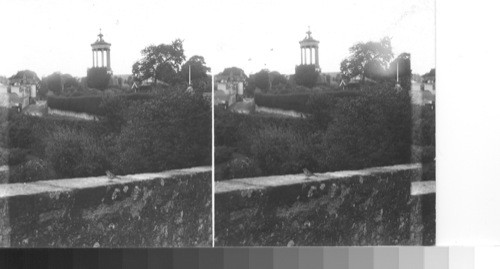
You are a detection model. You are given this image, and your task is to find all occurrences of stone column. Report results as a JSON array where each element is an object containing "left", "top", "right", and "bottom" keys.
[
  {"left": 300, "top": 48, "right": 303, "bottom": 65},
  {"left": 107, "top": 49, "right": 111, "bottom": 69},
  {"left": 101, "top": 50, "right": 104, "bottom": 68},
  {"left": 92, "top": 50, "right": 95, "bottom": 67},
  {"left": 315, "top": 46, "right": 319, "bottom": 67},
  {"left": 309, "top": 47, "right": 312, "bottom": 65}
]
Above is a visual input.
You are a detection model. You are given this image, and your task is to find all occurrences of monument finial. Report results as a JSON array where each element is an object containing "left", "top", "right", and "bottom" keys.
[
  {"left": 306, "top": 26, "right": 312, "bottom": 39},
  {"left": 98, "top": 28, "right": 103, "bottom": 40}
]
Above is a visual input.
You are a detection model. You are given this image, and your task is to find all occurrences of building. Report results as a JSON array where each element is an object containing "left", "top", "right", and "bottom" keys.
[
  {"left": 299, "top": 27, "right": 320, "bottom": 72},
  {"left": 215, "top": 71, "right": 245, "bottom": 107},
  {"left": 91, "top": 29, "right": 112, "bottom": 73}
]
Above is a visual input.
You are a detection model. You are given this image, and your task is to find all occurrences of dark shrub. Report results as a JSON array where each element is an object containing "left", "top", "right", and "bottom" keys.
[
  {"left": 218, "top": 156, "right": 262, "bottom": 180},
  {"left": 255, "top": 91, "right": 360, "bottom": 114},
  {"left": 87, "top": 67, "right": 111, "bottom": 90},
  {"left": 6, "top": 113, "right": 37, "bottom": 149},
  {"left": 321, "top": 84, "right": 412, "bottom": 170},
  {"left": 294, "top": 65, "right": 319, "bottom": 88},
  {"left": 249, "top": 125, "right": 319, "bottom": 175},
  {"left": 215, "top": 146, "right": 235, "bottom": 164},
  {"left": 8, "top": 158, "right": 55, "bottom": 183},
  {"left": 48, "top": 95, "right": 104, "bottom": 115},
  {"left": 45, "top": 127, "right": 109, "bottom": 178},
  {"left": 7, "top": 148, "right": 30, "bottom": 165},
  {"left": 112, "top": 89, "right": 211, "bottom": 174}
]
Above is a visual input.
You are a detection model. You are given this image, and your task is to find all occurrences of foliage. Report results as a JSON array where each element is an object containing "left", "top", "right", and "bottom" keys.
[
  {"left": 47, "top": 93, "right": 153, "bottom": 116},
  {"left": 215, "top": 83, "right": 415, "bottom": 181},
  {"left": 340, "top": 37, "right": 393, "bottom": 83},
  {"left": 321, "top": 83, "right": 412, "bottom": 170},
  {"left": 8, "top": 158, "right": 54, "bottom": 183},
  {"left": 48, "top": 95, "right": 104, "bottom": 115},
  {"left": 221, "top": 67, "right": 247, "bottom": 78},
  {"left": 294, "top": 65, "right": 319, "bottom": 88},
  {"left": 112, "top": 88, "right": 211, "bottom": 174},
  {"left": 214, "top": 146, "right": 235, "bottom": 164},
  {"left": 132, "top": 39, "right": 186, "bottom": 85},
  {"left": 9, "top": 70, "right": 40, "bottom": 84},
  {"left": 253, "top": 69, "right": 270, "bottom": 92},
  {"left": 45, "top": 126, "right": 109, "bottom": 178},
  {"left": 87, "top": 67, "right": 111, "bottom": 90},
  {"left": 255, "top": 91, "right": 360, "bottom": 114},
  {"left": 180, "top": 55, "right": 211, "bottom": 91}
]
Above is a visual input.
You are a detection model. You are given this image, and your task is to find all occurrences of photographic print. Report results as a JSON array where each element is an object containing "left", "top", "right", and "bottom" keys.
[
  {"left": 0, "top": 1, "right": 212, "bottom": 247},
  {"left": 214, "top": 0, "right": 435, "bottom": 246}
]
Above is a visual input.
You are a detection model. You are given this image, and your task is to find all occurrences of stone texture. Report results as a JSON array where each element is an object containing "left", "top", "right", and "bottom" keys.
[
  {"left": 0, "top": 166, "right": 211, "bottom": 247},
  {"left": 214, "top": 163, "right": 435, "bottom": 246}
]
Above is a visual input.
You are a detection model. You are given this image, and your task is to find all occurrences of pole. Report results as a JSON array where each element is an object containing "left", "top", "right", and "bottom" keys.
[
  {"left": 396, "top": 62, "right": 399, "bottom": 83},
  {"left": 189, "top": 65, "right": 191, "bottom": 85}
]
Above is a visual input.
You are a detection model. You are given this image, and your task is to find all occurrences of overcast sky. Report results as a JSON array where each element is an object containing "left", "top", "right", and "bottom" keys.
[{"left": 0, "top": 0, "right": 434, "bottom": 78}]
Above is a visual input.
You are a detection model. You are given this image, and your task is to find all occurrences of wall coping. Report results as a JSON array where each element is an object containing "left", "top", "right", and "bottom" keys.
[
  {"left": 215, "top": 163, "right": 428, "bottom": 194},
  {"left": 0, "top": 166, "right": 211, "bottom": 199}
]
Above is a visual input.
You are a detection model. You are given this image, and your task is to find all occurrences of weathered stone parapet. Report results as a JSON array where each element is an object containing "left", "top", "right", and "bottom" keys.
[
  {"left": 215, "top": 163, "right": 435, "bottom": 246},
  {"left": 0, "top": 166, "right": 212, "bottom": 247}
]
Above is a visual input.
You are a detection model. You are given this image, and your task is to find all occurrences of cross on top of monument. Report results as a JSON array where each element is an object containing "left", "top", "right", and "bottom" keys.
[
  {"left": 306, "top": 26, "right": 312, "bottom": 39},
  {"left": 98, "top": 28, "right": 103, "bottom": 41}
]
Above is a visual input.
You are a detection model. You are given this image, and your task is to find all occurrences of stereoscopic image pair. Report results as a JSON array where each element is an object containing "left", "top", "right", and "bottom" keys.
[{"left": 0, "top": 0, "right": 435, "bottom": 247}]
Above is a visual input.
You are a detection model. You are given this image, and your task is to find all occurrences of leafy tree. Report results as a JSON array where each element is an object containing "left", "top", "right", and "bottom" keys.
[
  {"left": 132, "top": 39, "right": 186, "bottom": 85},
  {"left": 9, "top": 70, "right": 40, "bottom": 84},
  {"left": 87, "top": 67, "right": 111, "bottom": 90},
  {"left": 294, "top": 65, "right": 319, "bottom": 88},
  {"left": 340, "top": 37, "right": 393, "bottom": 84},
  {"left": 180, "top": 55, "right": 211, "bottom": 91},
  {"left": 253, "top": 69, "right": 270, "bottom": 92},
  {"left": 221, "top": 67, "right": 247, "bottom": 79}
]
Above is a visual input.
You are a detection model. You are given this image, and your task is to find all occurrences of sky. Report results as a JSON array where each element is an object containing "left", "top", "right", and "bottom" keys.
[{"left": 0, "top": 0, "right": 434, "bottom": 78}]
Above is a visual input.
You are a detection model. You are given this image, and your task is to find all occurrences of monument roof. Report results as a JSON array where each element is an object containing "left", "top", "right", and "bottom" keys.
[{"left": 91, "top": 30, "right": 111, "bottom": 47}]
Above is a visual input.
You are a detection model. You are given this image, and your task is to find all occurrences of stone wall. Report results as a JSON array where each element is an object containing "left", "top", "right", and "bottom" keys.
[
  {"left": 215, "top": 163, "right": 435, "bottom": 246},
  {"left": 0, "top": 166, "right": 211, "bottom": 247}
]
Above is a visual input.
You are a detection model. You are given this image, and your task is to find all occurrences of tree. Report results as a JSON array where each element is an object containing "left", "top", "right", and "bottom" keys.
[
  {"left": 132, "top": 39, "right": 186, "bottom": 85},
  {"left": 253, "top": 69, "right": 270, "bottom": 92},
  {"left": 180, "top": 55, "right": 211, "bottom": 91},
  {"left": 340, "top": 37, "right": 393, "bottom": 84},
  {"left": 221, "top": 67, "right": 247, "bottom": 79},
  {"left": 87, "top": 67, "right": 111, "bottom": 90},
  {"left": 9, "top": 70, "right": 40, "bottom": 84},
  {"left": 294, "top": 65, "right": 319, "bottom": 88}
]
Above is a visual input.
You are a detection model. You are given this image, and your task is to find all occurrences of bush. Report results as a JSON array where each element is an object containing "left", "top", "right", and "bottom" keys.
[
  {"left": 87, "top": 67, "right": 111, "bottom": 90},
  {"left": 45, "top": 127, "right": 109, "bottom": 178},
  {"left": 249, "top": 125, "right": 319, "bottom": 175},
  {"left": 294, "top": 65, "right": 319, "bottom": 88},
  {"left": 48, "top": 95, "right": 104, "bottom": 115},
  {"left": 320, "top": 84, "right": 412, "bottom": 170},
  {"left": 216, "top": 155, "right": 262, "bottom": 181},
  {"left": 112, "top": 89, "right": 211, "bottom": 174},
  {"left": 8, "top": 158, "right": 55, "bottom": 183},
  {"left": 7, "top": 148, "right": 30, "bottom": 165},
  {"left": 255, "top": 91, "right": 360, "bottom": 114},
  {"left": 215, "top": 146, "right": 235, "bottom": 164},
  {"left": 47, "top": 93, "right": 154, "bottom": 116}
]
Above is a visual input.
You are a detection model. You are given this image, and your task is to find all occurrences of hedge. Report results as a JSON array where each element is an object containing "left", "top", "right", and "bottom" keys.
[
  {"left": 254, "top": 91, "right": 360, "bottom": 114},
  {"left": 47, "top": 93, "right": 153, "bottom": 115},
  {"left": 216, "top": 83, "right": 414, "bottom": 181}
]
